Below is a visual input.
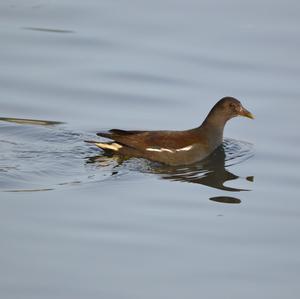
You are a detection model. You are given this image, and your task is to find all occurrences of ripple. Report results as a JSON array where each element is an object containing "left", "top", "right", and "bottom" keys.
[
  {"left": 223, "top": 138, "right": 254, "bottom": 166},
  {"left": 87, "top": 138, "right": 254, "bottom": 194},
  {"left": 0, "top": 121, "right": 117, "bottom": 192},
  {"left": 131, "top": 138, "right": 254, "bottom": 193},
  {"left": 0, "top": 118, "right": 254, "bottom": 196}
]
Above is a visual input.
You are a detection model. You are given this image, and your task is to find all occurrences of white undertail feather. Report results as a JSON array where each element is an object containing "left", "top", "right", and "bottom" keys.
[{"left": 95, "top": 142, "right": 123, "bottom": 151}]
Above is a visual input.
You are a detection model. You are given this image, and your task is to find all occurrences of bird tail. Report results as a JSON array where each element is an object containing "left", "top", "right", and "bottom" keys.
[{"left": 85, "top": 140, "right": 123, "bottom": 152}]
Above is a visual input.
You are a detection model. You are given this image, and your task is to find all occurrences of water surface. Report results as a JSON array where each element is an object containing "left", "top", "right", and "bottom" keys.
[{"left": 1, "top": 1, "right": 300, "bottom": 298}]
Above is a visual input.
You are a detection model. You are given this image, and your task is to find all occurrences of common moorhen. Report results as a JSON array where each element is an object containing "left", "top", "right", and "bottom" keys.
[{"left": 86, "top": 97, "right": 254, "bottom": 166}]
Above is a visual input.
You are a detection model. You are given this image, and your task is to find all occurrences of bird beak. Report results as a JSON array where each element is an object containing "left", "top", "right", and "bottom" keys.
[{"left": 240, "top": 106, "right": 255, "bottom": 119}]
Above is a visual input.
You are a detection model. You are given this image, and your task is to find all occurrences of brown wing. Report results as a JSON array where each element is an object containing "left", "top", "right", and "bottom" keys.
[
  {"left": 97, "top": 129, "right": 206, "bottom": 152},
  {"left": 97, "top": 129, "right": 147, "bottom": 137}
]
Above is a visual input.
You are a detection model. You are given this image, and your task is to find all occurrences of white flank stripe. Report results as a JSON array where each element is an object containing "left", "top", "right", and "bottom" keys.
[
  {"left": 146, "top": 145, "right": 193, "bottom": 153},
  {"left": 146, "top": 147, "right": 174, "bottom": 153},
  {"left": 175, "top": 145, "right": 193, "bottom": 152}
]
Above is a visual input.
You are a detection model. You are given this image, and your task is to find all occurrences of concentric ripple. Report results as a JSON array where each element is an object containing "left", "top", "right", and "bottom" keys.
[
  {"left": 124, "top": 138, "right": 254, "bottom": 192},
  {"left": 0, "top": 119, "right": 254, "bottom": 193},
  {"left": 0, "top": 121, "right": 118, "bottom": 192}
]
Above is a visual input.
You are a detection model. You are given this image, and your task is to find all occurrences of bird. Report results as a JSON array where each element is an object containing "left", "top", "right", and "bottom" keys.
[{"left": 86, "top": 97, "right": 254, "bottom": 166}]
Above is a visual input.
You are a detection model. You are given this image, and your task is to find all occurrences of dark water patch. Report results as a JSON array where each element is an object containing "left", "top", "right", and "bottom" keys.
[
  {"left": 22, "top": 27, "right": 75, "bottom": 34},
  {"left": 99, "top": 70, "right": 194, "bottom": 86},
  {"left": 5, "top": 188, "right": 54, "bottom": 193},
  {"left": 210, "top": 196, "right": 241, "bottom": 204},
  {"left": 0, "top": 117, "right": 64, "bottom": 126},
  {"left": 246, "top": 176, "right": 254, "bottom": 182}
]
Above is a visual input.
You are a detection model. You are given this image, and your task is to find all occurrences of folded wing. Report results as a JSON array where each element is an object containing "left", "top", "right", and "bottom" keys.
[{"left": 96, "top": 128, "right": 204, "bottom": 152}]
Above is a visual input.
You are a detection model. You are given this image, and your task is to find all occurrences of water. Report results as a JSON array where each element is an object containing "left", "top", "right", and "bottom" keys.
[{"left": 1, "top": 1, "right": 300, "bottom": 298}]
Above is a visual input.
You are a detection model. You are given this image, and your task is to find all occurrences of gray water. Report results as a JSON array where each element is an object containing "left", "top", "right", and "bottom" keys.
[{"left": 1, "top": 1, "right": 300, "bottom": 298}]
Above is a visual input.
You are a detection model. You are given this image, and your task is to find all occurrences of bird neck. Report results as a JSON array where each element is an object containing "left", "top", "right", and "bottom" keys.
[
  {"left": 201, "top": 105, "right": 229, "bottom": 130},
  {"left": 198, "top": 110, "right": 228, "bottom": 149}
]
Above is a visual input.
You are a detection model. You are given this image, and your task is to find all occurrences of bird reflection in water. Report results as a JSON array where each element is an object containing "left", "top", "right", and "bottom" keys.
[
  {"left": 86, "top": 140, "right": 254, "bottom": 204},
  {"left": 149, "top": 145, "right": 254, "bottom": 205}
]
